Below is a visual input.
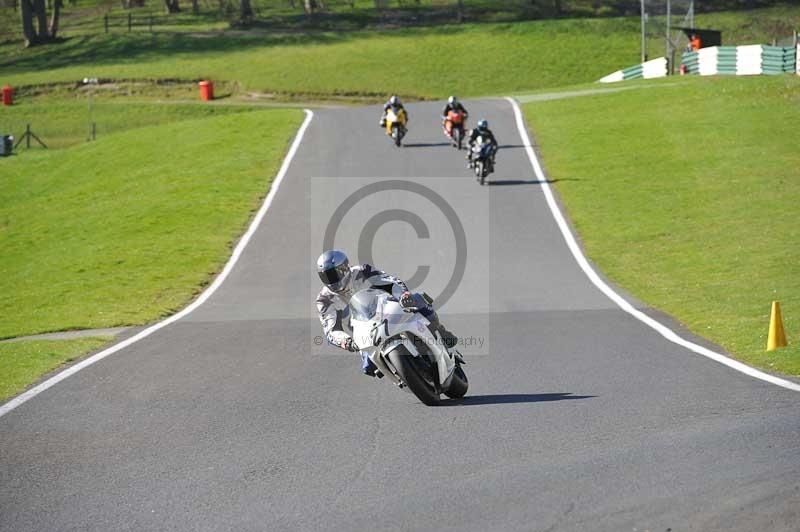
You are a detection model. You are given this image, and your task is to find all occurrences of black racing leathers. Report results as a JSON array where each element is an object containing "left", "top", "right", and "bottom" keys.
[
  {"left": 467, "top": 127, "right": 498, "bottom": 163},
  {"left": 442, "top": 102, "right": 468, "bottom": 119}
]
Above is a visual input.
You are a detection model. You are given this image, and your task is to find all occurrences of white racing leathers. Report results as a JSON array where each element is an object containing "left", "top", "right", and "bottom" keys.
[{"left": 316, "top": 264, "right": 408, "bottom": 349}]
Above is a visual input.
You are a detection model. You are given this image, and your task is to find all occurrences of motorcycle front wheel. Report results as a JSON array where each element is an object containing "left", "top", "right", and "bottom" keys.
[
  {"left": 392, "top": 126, "right": 402, "bottom": 147},
  {"left": 444, "top": 365, "right": 468, "bottom": 399},
  {"left": 387, "top": 346, "right": 440, "bottom": 406}
]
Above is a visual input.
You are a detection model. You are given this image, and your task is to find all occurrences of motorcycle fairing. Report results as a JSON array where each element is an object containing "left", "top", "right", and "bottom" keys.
[{"left": 350, "top": 290, "right": 455, "bottom": 387}]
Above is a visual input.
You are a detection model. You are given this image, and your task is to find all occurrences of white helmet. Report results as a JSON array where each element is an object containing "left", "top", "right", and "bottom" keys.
[
  {"left": 317, "top": 249, "right": 351, "bottom": 293},
  {"left": 448, "top": 96, "right": 457, "bottom": 105},
  {"left": 389, "top": 95, "right": 399, "bottom": 106}
]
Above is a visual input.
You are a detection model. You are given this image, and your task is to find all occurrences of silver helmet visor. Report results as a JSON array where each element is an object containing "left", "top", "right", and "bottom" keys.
[{"left": 318, "top": 262, "right": 350, "bottom": 288}]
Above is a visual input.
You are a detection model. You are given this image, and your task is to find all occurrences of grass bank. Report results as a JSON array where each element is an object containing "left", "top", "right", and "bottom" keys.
[
  {"left": 2, "top": 6, "right": 798, "bottom": 99},
  {"left": 0, "top": 108, "right": 303, "bottom": 340},
  {"left": 0, "top": 338, "right": 111, "bottom": 402},
  {"left": 2, "top": 95, "right": 263, "bottom": 149},
  {"left": 523, "top": 75, "right": 800, "bottom": 376}
]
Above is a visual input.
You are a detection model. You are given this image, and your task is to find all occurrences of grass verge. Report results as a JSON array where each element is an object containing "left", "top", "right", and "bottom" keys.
[
  {"left": 2, "top": 96, "right": 266, "bottom": 149},
  {"left": 0, "top": 108, "right": 303, "bottom": 339},
  {"left": 523, "top": 75, "right": 800, "bottom": 376},
  {"left": 0, "top": 337, "right": 111, "bottom": 402},
  {"left": 2, "top": 6, "right": 799, "bottom": 99}
]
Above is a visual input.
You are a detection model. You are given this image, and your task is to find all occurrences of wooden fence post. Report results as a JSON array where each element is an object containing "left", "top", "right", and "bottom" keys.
[
  {"left": 128, "top": 13, "right": 132, "bottom": 32},
  {"left": 104, "top": 14, "right": 108, "bottom": 33}
]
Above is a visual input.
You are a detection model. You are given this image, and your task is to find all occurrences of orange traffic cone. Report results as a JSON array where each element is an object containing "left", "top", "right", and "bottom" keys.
[{"left": 767, "top": 301, "right": 788, "bottom": 351}]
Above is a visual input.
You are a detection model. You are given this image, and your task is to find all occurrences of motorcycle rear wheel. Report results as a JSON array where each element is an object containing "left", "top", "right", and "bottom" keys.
[{"left": 387, "top": 346, "right": 440, "bottom": 406}]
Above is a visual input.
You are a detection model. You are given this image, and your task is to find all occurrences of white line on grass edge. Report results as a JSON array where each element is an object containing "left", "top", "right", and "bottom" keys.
[
  {"left": 0, "top": 109, "right": 316, "bottom": 418},
  {"left": 506, "top": 97, "right": 800, "bottom": 393}
]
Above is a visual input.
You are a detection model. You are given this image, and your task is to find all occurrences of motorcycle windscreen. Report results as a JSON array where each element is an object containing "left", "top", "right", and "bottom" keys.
[{"left": 349, "top": 288, "right": 385, "bottom": 321}]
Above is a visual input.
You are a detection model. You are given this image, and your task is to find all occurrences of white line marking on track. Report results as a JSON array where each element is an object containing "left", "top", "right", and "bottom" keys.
[
  {"left": 505, "top": 96, "right": 800, "bottom": 392},
  {"left": 0, "top": 109, "right": 316, "bottom": 418}
]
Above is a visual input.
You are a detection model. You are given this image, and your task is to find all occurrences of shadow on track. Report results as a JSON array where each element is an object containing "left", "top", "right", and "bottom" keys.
[
  {"left": 486, "top": 178, "right": 580, "bottom": 186},
  {"left": 441, "top": 392, "right": 595, "bottom": 406},
  {"left": 402, "top": 142, "right": 453, "bottom": 148}
]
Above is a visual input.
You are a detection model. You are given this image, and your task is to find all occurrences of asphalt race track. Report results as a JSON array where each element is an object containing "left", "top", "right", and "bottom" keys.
[{"left": 1, "top": 100, "right": 799, "bottom": 531}]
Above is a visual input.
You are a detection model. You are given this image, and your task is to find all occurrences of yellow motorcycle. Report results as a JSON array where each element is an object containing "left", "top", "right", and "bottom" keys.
[{"left": 384, "top": 106, "right": 407, "bottom": 147}]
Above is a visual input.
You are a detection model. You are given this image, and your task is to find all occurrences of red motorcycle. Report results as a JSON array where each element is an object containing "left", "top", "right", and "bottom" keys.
[{"left": 444, "top": 110, "right": 467, "bottom": 150}]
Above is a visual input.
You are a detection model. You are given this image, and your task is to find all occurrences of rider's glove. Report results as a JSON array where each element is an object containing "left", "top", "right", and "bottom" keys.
[
  {"left": 400, "top": 291, "right": 415, "bottom": 309},
  {"left": 341, "top": 337, "right": 360, "bottom": 352}
]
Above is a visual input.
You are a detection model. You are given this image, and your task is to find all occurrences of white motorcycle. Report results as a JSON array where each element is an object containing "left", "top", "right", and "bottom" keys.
[{"left": 350, "top": 288, "right": 468, "bottom": 406}]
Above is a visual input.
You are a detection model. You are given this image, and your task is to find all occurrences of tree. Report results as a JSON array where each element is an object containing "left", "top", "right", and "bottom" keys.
[
  {"left": 19, "top": 0, "right": 61, "bottom": 46},
  {"left": 164, "top": 0, "right": 180, "bottom": 13},
  {"left": 48, "top": 0, "right": 61, "bottom": 37},
  {"left": 240, "top": 0, "right": 252, "bottom": 19},
  {"left": 20, "top": 0, "right": 37, "bottom": 45},
  {"left": 304, "top": 0, "right": 325, "bottom": 14},
  {"left": 33, "top": 0, "right": 47, "bottom": 37}
]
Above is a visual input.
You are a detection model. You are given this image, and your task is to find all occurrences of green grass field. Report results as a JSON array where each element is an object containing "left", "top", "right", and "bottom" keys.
[
  {"left": 0, "top": 108, "right": 303, "bottom": 340},
  {"left": 524, "top": 75, "right": 800, "bottom": 376},
  {"left": 0, "top": 337, "right": 111, "bottom": 401},
  {"left": 2, "top": 6, "right": 798, "bottom": 99},
  {"left": 1, "top": 0, "right": 788, "bottom": 39},
  {"left": 2, "top": 96, "right": 263, "bottom": 148}
]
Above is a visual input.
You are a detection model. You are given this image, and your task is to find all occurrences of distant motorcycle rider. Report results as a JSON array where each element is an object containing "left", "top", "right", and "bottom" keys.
[
  {"left": 316, "top": 250, "right": 457, "bottom": 377},
  {"left": 466, "top": 119, "right": 499, "bottom": 168},
  {"left": 441, "top": 96, "right": 468, "bottom": 139},
  {"left": 379, "top": 95, "right": 408, "bottom": 128},
  {"left": 441, "top": 96, "right": 468, "bottom": 121}
]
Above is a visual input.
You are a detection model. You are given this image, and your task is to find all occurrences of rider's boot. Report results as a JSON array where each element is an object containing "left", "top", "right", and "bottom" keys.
[
  {"left": 435, "top": 323, "right": 459, "bottom": 350},
  {"left": 425, "top": 314, "right": 458, "bottom": 350},
  {"left": 361, "top": 351, "right": 383, "bottom": 378}
]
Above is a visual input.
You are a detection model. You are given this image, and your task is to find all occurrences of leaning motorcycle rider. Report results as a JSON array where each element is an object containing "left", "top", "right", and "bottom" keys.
[
  {"left": 316, "top": 250, "right": 457, "bottom": 377},
  {"left": 379, "top": 95, "right": 407, "bottom": 128},
  {"left": 466, "top": 119, "right": 499, "bottom": 168}
]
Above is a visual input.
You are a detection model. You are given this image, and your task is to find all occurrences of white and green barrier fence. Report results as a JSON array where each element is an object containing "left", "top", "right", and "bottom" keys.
[
  {"left": 681, "top": 44, "right": 799, "bottom": 76},
  {"left": 598, "top": 57, "right": 668, "bottom": 83},
  {"left": 600, "top": 44, "right": 799, "bottom": 83}
]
